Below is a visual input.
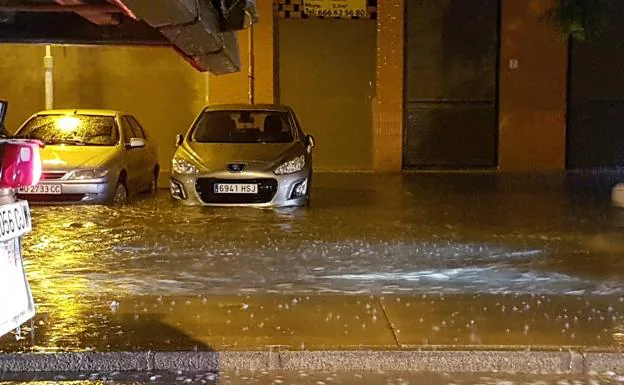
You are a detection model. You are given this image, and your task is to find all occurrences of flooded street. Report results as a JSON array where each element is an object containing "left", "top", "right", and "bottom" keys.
[
  {"left": 21, "top": 172, "right": 624, "bottom": 298},
  {"left": 4, "top": 172, "right": 624, "bottom": 353}
]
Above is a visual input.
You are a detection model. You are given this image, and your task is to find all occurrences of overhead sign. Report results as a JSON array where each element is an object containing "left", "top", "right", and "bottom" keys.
[{"left": 303, "top": 0, "right": 367, "bottom": 18}]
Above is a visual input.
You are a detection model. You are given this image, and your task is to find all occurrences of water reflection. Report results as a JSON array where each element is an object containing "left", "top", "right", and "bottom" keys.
[{"left": 20, "top": 174, "right": 624, "bottom": 298}]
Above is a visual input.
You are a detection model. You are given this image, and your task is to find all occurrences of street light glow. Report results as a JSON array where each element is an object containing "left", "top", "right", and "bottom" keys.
[{"left": 56, "top": 116, "right": 80, "bottom": 132}]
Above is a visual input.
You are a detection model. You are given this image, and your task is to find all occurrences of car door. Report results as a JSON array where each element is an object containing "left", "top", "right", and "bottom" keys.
[
  {"left": 127, "top": 115, "right": 156, "bottom": 189},
  {"left": 119, "top": 116, "right": 146, "bottom": 195}
]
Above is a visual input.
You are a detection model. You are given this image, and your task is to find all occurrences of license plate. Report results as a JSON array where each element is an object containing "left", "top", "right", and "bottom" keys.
[
  {"left": 0, "top": 203, "right": 35, "bottom": 337},
  {"left": 0, "top": 200, "right": 32, "bottom": 242},
  {"left": 18, "top": 184, "right": 62, "bottom": 195},
  {"left": 214, "top": 183, "right": 258, "bottom": 194}
]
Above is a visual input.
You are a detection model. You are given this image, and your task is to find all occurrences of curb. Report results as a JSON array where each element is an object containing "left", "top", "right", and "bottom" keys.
[{"left": 0, "top": 350, "right": 623, "bottom": 374}]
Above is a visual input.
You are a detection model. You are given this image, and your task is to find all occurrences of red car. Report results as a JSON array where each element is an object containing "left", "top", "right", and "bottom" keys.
[{"left": 0, "top": 100, "right": 40, "bottom": 338}]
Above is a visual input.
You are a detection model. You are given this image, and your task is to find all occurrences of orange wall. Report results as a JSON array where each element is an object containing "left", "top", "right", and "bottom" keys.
[{"left": 499, "top": 0, "right": 568, "bottom": 171}]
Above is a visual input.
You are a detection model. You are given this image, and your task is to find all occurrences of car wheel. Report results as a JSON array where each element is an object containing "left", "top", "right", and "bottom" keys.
[
  {"left": 305, "top": 174, "right": 312, "bottom": 207},
  {"left": 112, "top": 183, "right": 128, "bottom": 205},
  {"left": 148, "top": 172, "right": 158, "bottom": 193}
]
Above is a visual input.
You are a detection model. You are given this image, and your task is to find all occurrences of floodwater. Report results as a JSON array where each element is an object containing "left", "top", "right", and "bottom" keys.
[
  {"left": 21, "top": 173, "right": 624, "bottom": 299},
  {"left": 2, "top": 172, "right": 624, "bottom": 352}
]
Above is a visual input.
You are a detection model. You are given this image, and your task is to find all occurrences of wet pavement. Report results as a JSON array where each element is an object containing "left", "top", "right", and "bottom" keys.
[
  {"left": 2, "top": 172, "right": 624, "bottom": 353},
  {"left": 2, "top": 370, "right": 624, "bottom": 384},
  {"left": 1, "top": 293, "right": 624, "bottom": 352}
]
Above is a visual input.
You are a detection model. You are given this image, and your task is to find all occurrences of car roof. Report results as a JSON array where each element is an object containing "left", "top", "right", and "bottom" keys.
[
  {"left": 35, "top": 109, "right": 126, "bottom": 117},
  {"left": 203, "top": 104, "right": 293, "bottom": 112}
]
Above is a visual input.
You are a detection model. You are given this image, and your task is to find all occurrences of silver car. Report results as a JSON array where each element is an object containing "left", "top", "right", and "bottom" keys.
[
  {"left": 170, "top": 104, "right": 315, "bottom": 207},
  {"left": 14, "top": 109, "right": 159, "bottom": 205}
]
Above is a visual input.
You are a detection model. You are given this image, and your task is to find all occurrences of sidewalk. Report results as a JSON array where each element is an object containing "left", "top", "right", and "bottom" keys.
[
  {"left": 0, "top": 293, "right": 622, "bottom": 373},
  {"left": 4, "top": 370, "right": 624, "bottom": 385}
]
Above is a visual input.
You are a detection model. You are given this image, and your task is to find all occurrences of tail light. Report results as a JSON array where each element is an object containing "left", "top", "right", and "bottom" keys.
[{"left": 0, "top": 140, "right": 43, "bottom": 189}]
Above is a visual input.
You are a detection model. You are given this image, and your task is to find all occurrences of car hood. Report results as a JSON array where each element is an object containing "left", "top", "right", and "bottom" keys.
[
  {"left": 40, "top": 145, "right": 117, "bottom": 170},
  {"left": 181, "top": 142, "right": 302, "bottom": 171}
]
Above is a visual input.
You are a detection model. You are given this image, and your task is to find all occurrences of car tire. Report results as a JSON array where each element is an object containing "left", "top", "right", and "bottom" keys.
[
  {"left": 304, "top": 174, "right": 312, "bottom": 207},
  {"left": 148, "top": 171, "right": 158, "bottom": 193},
  {"left": 112, "top": 183, "right": 128, "bottom": 205}
]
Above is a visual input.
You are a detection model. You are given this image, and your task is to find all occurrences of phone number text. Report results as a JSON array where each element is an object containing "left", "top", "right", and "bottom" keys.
[{"left": 304, "top": 8, "right": 367, "bottom": 17}]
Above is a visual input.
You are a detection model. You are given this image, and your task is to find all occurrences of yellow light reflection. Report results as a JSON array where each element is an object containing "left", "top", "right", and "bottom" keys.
[
  {"left": 23, "top": 217, "right": 94, "bottom": 352},
  {"left": 614, "top": 322, "right": 624, "bottom": 347},
  {"left": 56, "top": 116, "right": 80, "bottom": 132},
  {"left": 42, "top": 159, "right": 67, "bottom": 166}
]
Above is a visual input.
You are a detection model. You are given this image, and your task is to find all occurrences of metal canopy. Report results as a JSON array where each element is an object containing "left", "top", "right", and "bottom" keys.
[{"left": 0, "top": 0, "right": 256, "bottom": 75}]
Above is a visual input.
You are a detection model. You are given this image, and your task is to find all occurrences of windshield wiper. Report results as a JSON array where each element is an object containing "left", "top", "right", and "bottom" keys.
[{"left": 46, "top": 139, "right": 87, "bottom": 146}]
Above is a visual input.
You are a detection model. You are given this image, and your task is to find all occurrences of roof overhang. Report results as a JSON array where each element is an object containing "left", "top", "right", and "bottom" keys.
[{"left": 0, "top": 0, "right": 257, "bottom": 75}]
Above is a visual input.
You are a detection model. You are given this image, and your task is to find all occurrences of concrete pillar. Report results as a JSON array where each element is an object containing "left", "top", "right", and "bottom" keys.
[
  {"left": 207, "top": 0, "right": 274, "bottom": 104},
  {"left": 498, "top": 0, "right": 568, "bottom": 172},
  {"left": 373, "top": 0, "right": 404, "bottom": 172}
]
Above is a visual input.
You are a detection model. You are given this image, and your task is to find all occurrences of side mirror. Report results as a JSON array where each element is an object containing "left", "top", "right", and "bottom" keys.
[
  {"left": 127, "top": 138, "right": 146, "bottom": 149},
  {"left": 305, "top": 135, "right": 315, "bottom": 153},
  {"left": 175, "top": 134, "right": 184, "bottom": 147}
]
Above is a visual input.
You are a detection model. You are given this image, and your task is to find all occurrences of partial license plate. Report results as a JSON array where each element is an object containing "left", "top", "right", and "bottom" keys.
[
  {"left": 0, "top": 237, "right": 35, "bottom": 338},
  {"left": 18, "top": 184, "right": 62, "bottom": 195},
  {"left": 0, "top": 200, "right": 32, "bottom": 242},
  {"left": 214, "top": 183, "right": 258, "bottom": 194}
]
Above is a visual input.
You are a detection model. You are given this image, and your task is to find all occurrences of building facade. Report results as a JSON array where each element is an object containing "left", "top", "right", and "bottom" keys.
[{"left": 1, "top": 0, "right": 622, "bottom": 175}]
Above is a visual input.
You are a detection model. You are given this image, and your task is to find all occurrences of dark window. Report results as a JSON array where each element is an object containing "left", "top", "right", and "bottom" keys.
[
  {"left": 16, "top": 114, "right": 119, "bottom": 146},
  {"left": 121, "top": 117, "right": 136, "bottom": 143},
  {"left": 127, "top": 116, "right": 146, "bottom": 139},
  {"left": 190, "top": 110, "right": 295, "bottom": 144}
]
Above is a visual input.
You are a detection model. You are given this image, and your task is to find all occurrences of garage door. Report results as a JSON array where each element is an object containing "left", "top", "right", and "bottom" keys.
[
  {"left": 567, "top": 3, "right": 624, "bottom": 169},
  {"left": 404, "top": 0, "right": 500, "bottom": 169},
  {"left": 278, "top": 18, "right": 376, "bottom": 171}
]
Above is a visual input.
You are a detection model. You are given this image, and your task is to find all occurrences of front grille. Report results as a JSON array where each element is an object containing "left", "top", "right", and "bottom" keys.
[
  {"left": 195, "top": 178, "right": 278, "bottom": 204},
  {"left": 42, "top": 172, "right": 66, "bottom": 180},
  {"left": 19, "top": 194, "right": 85, "bottom": 203}
]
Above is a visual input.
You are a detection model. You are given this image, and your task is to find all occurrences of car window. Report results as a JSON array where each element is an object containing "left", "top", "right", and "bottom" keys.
[
  {"left": 190, "top": 110, "right": 295, "bottom": 144},
  {"left": 290, "top": 110, "right": 305, "bottom": 139},
  {"left": 120, "top": 116, "right": 137, "bottom": 143},
  {"left": 127, "top": 116, "right": 146, "bottom": 139},
  {"left": 16, "top": 114, "right": 119, "bottom": 146}
]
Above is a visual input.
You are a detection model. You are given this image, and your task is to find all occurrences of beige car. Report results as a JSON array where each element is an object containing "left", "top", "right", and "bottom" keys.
[
  {"left": 14, "top": 109, "right": 159, "bottom": 205},
  {"left": 171, "top": 104, "right": 314, "bottom": 207}
]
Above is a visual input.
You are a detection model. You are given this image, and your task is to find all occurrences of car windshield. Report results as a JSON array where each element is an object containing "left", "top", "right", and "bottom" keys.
[
  {"left": 190, "top": 110, "right": 295, "bottom": 143},
  {"left": 16, "top": 114, "right": 119, "bottom": 146}
]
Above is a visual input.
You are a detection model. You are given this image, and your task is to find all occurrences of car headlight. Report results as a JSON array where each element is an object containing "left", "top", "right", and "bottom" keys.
[
  {"left": 274, "top": 155, "right": 306, "bottom": 175},
  {"left": 172, "top": 158, "right": 200, "bottom": 175},
  {"left": 68, "top": 169, "right": 109, "bottom": 180}
]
